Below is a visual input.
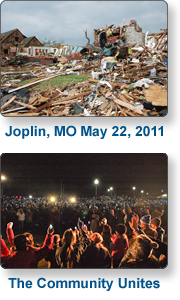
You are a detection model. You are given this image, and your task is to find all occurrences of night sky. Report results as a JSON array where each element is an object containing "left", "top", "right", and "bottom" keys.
[{"left": 1, "top": 153, "right": 167, "bottom": 197}]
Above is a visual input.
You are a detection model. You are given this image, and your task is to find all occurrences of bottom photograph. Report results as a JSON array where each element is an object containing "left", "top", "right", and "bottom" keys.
[{"left": 1, "top": 153, "right": 167, "bottom": 269}]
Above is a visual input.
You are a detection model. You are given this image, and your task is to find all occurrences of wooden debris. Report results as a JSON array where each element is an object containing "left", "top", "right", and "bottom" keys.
[
  {"left": 1, "top": 96, "right": 17, "bottom": 111},
  {"left": 112, "top": 95, "right": 144, "bottom": 115},
  {"left": 143, "top": 85, "right": 167, "bottom": 106},
  {"left": 1, "top": 28, "right": 167, "bottom": 116}
]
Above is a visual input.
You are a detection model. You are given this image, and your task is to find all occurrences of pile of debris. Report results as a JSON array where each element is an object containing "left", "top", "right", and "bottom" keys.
[{"left": 1, "top": 27, "right": 167, "bottom": 117}]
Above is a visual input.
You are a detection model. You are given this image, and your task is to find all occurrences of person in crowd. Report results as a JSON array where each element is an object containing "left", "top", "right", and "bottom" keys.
[
  {"left": 151, "top": 208, "right": 164, "bottom": 219},
  {"left": 5, "top": 222, "right": 40, "bottom": 251},
  {"left": 55, "top": 229, "right": 77, "bottom": 268},
  {"left": 90, "top": 207, "right": 100, "bottom": 233},
  {"left": 126, "top": 207, "right": 135, "bottom": 238},
  {"left": 23, "top": 232, "right": 41, "bottom": 250},
  {"left": 1, "top": 195, "right": 167, "bottom": 269},
  {"left": 111, "top": 224, "right": 129, "bottom": 268},
  {"left": 97, "top": 218, "right": 112, "bottom": 252},
  {"left": 140, "top": 215, "right": 158, "bottom": 239},
  {"left": 45, "top": 234, "right": 61, "bottom": 268},
  {"left": 144, "top": 208, "right": 150, "bottom": 215},
  {"left": 150, "top": 218, "right": 166, "bottom": 262},
  {"left": 99, "top": 219, "right": 113, "bottom": 253},
  {"left": 1, "top": 235, "right": 10, "bottom": 258},
  {"left": 116, "top": 208, "right": 127, "bottom": 225},
  {"left": 101, "top": 230, "right": 113, "bottom": 254},
  {"left": 107, "top": 209, "right": 117, "bottom": 234},
  {"left": 151, "top": 218, "right": 165, "bottom": 242},
  {"left": 16, "top": 208, "right": 25, "bottom": 231},
  {"left": 128, "top": 215, "right": 167, "bottom": 268},
  {"left": 79, "top": 232, "right": 111, "bottom": 268},
  {"left": 6, "top": 222, "right": 15, "bottom": 247},
  {"left": 1, "top": 223, "right": 54, "bottom": 268},
  {"left": 119, "top": 234, "right": 160, "bottom": 268},
  {"left": 97, "top": 217, "right": 112, "bottom": 235}
]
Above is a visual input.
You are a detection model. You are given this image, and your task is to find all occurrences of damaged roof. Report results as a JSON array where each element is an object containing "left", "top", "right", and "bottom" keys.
[
  {"left": 19, "top": 36, "right": 43, "bottom": 47},
  {"left": 1, "top": 29, "right": 26, "bottom": 42},
  {"left": 20, "top": 36, "right": 36, "bottom": 47},
  {"left": 1, "top": 29, "right": 16, "bottom": 41}
]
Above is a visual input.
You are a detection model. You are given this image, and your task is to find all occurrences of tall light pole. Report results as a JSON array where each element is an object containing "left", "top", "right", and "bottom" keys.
[
  {"left": 1, "top": 175, "right": 6, "bottom": 199},
  {"left": 110, "top": 187, "right": 113, "bottom": 196},
  {"left": 94, "top": 179, "right": 99, "bottom": 197},
  {"left": 132, "top": 186, "right": 136, "bottom": 196},
  {"left": 132, "top": 186, "right": 136, "bottom": 205}
]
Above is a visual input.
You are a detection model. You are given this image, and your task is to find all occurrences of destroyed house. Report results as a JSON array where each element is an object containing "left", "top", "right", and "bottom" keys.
[
  {"left": 18, "top": 36, "right": 43, "bottom": 55},
  {"left": 93, "top": 20, "right": 145, "bottom": 48},
  {"left": 1, "top": 29, "right": 26, "bottom": 57},
  {"left": 19, "top": 36, "right": 42, "bottom": 48},
  {"left": 1, "top": 29, "right": 43, "bottom": 57},
  {"left": 146, "top": 31, "right": 167, "bottom": 50}
]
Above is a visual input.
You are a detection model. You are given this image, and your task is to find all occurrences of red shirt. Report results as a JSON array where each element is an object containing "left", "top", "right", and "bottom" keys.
[
  {"left": 1, "top": 239, "right": 10, "bottom": 258},
  {"left": 6, "top": 227, "right": 14, "bottom": 246},
  {"left": 2, "top": 233, "right": 53, "bottom": 268},
  {"left": 111, "top": 236, "right": 129, "bottom": 261}
]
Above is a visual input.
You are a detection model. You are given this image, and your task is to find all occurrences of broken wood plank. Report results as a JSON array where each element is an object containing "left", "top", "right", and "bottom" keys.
[
  {"left": 112, "top": 95, "right": 144, "bottom": 115},
  {"left": 1, "top": 95, "right": 16, "bottom": 111},
  {"left": 7, "top": 71, "right": 65, "bottom": 94}
]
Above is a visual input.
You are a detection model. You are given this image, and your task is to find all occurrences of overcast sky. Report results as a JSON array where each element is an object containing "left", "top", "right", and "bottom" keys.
[{"left": 1, "top": 1, "right": 167, "bottom": 46}]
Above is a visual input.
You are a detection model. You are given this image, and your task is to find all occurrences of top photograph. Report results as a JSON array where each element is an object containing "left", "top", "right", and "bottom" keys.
[{"left": 1, "top": 1, "right": 168, "bottom": 117}]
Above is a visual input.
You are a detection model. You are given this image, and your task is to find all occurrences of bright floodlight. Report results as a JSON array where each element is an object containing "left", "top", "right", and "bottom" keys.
[
  {"left": 71, "top": 197, "right": 76, "bottom": 203},
  {"left": 110, "top": 187, "right": 113, "bottom": 190},
  {"left": 141, "top": 190, "right": 144, "bottom": 194},
  {"left": 1, "top": 175, "right": 6, "bottom": 181},
  {"left": 94, "top": 179, "right": 99, "bottom": 197},
  {"left": 50, "top": 197, "right": 55, "bottom": 202},
  {"left": 132, "top": 186, "right": 136, "bottom": 190},
  {"left": 29, "top": 195, "right": 32, "bottom": 199}
]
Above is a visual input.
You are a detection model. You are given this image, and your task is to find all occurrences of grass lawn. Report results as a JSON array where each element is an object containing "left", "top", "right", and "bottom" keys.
[{"left": 17, "top": 74, "right": 91, "bottom": 91}]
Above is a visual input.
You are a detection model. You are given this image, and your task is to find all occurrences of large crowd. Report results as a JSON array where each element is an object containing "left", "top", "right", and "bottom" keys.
[{"left": 1, "top": 195, "right": 167, "bottom": 268}]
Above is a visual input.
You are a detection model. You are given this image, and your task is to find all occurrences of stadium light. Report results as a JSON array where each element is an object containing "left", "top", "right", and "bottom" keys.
[
  {"left": 70, "top": 197, "right": 76, "bottom": 203},
  {"left": 50, "top": 197, "right": 55, "bottom": 202},
  {"left": 1, "top": 175, "right": 6, "bottom": 198},
  {"left": 94, "top": 179, "right": 99, "bottom": 197},
  {"left": 1, "top": 175, "right": 6, "bottom": 181}
]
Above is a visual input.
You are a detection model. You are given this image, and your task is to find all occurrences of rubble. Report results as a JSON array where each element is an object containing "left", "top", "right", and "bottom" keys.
[{"left": 1, "top": 25, "right": 167, "bottom": 117}]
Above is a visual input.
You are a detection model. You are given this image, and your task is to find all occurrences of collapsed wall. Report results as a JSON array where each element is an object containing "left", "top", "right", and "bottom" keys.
[
  {"left": 123, "top": 26, "right": 145, "bottom": 46},
  {"left": 93, "top": 20, "right": 145, "bottom": 48}
]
